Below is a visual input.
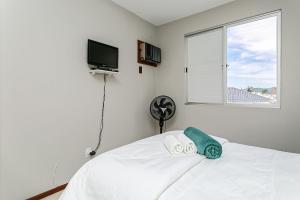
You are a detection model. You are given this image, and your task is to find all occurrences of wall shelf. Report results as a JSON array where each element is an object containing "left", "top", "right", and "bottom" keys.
[{"left": 89, "top": 69, "right": 119, "bottom": 76}]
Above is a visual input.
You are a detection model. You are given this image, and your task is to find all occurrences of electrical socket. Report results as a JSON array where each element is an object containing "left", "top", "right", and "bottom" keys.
[{"left": 85, "top": 147, "right": 93, "bottom": 157}]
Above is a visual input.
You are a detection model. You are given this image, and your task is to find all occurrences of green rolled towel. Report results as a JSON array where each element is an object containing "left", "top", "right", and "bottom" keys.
[{"left": 184, "top": 127, "right": 222, "bottom": 159}]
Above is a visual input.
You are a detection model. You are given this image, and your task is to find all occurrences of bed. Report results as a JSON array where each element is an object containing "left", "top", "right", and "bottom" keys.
[{"left": 59, "top": 131, "right": 300, "bottom": 200}]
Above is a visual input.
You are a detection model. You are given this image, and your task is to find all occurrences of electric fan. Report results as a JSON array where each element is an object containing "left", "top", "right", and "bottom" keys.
[{"left": 150, "top": 95, "right": 176, "bottom": 134}]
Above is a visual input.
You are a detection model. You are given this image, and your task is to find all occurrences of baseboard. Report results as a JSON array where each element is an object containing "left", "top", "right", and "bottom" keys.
[{"left": 26, "top": 183, "right": 68, "bottom": 200}]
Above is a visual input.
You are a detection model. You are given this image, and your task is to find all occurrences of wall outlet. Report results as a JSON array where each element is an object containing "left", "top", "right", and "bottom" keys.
[{"left": 85, "top": 147, "right": 93, "bottom": 157}]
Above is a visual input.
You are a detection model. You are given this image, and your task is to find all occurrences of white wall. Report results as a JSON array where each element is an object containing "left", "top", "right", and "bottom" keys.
[
  {"left": 2, "top": 0, "right": 300, "bottom": 199},
  {"left": 0, "top": 0, "right": 4, "bottom": 196},
  {"left": 156, "top": 0, "right": 300, "bottom": 153},
  {"left": 0, "top": 0, "right": 157, "bottom": 199}
]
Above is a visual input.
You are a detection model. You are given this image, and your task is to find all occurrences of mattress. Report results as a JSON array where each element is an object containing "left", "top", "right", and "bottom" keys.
[{"left": 59, "top": 131, "right": 300, "bottom": 200}]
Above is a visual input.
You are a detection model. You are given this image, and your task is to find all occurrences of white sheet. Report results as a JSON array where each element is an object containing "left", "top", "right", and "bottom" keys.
[
  {"left": 60, "top": 131, "right": 300, "bottom": 200},
  {"left": 60, "top": 131, "right": 227, "bottom": 200},
  {"left": 160, "top": 143, "right": 300, "bottom": 200}
]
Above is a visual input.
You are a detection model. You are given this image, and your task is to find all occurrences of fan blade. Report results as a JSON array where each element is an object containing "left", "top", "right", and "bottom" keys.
[
  {"left": 154, "top": 101, "right": 160, "bottom": 109},
  {"left": 163, "top": 102, "right": 172, "bottom": 107},
  {"left": 151, "top": 108, "right": 162, "bottom": 120},
  {"left": 166, "top": 108, "right": 173, "bottom": 115},
  {"left": 159, "top": 98, "right": 166, "bottom": 106}
]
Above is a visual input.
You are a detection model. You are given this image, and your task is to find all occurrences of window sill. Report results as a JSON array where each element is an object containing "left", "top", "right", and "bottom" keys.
[
  {"left": 185, "top": 102, "right": 281, "bottom": 109},
  {"left": 225, "top": 103, "right": 280, "bottom": 109}
]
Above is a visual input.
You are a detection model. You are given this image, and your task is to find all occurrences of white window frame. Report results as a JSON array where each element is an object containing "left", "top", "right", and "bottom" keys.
[{"left": 185, "top": 10, "right": 281, "bottom": 108}]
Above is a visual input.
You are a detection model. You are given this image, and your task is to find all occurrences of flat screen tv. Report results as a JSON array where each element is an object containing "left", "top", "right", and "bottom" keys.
[{"left": 88, "top": 39, "right": 118, "bottom": 71}]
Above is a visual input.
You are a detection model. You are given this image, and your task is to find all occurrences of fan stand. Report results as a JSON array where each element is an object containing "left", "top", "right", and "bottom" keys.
[{"left": 159, "top": 118, "right": 164, "bottom": 134}]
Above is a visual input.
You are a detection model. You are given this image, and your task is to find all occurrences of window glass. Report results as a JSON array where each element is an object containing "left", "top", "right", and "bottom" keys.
[{"left": 227, "top": 16, "right": 278, "bottom": 105}]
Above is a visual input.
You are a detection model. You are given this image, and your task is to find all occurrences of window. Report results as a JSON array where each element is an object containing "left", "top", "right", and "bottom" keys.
[
  {"left": 186, "top": 11, "right": 281, "bottom": 108},
  {"left": 186, "top": 28, "right": 224, "bottom": 104}
]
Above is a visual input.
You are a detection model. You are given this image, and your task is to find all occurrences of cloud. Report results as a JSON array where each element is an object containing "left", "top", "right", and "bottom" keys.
[
  {"left": 227, "top": 16, "right": 278, "bottom": 88},
  {"left": 228, "top": 16, "right": 277, "bottom": 55}
]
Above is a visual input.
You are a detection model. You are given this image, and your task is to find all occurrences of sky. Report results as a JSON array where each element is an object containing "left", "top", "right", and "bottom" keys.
[{"left": 227, "top": 16, "right": 277, "bottom": 89}]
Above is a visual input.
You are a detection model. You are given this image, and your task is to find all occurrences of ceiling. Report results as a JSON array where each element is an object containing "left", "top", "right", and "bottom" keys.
[{"left": 111, "top": 0, "right": 236, "bottom": 26}]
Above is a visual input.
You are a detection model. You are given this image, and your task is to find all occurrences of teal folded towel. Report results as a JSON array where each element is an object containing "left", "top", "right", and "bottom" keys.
[{"left": 184, "top": 127, "right": 222, "bottom": 159}]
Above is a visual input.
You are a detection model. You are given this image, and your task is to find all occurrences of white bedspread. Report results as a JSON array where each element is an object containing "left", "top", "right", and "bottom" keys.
[
  {"left": 60, "top": 131, "right": 300, "bottom": 200},
  {"left": 160, "top": 143, "right": 300, "bottom": 200}
]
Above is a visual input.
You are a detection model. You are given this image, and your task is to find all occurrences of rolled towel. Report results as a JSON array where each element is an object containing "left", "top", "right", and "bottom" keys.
[
  {"left": 176, "top": 134, "right": 197, "bottom": 154},
  {"left": 184, "top": 127, "right": 222, "bottom": 159},
  {"left": 164, "top": 135, "right": 184, "bottom": 155}
]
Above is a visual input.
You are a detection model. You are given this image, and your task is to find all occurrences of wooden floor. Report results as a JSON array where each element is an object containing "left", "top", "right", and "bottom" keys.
[
  {"left": 42, "top": 191, "right": 63, "bottom": 200},
  {"left": 26, "top": 184, "right": 67, "bottom": 200}
]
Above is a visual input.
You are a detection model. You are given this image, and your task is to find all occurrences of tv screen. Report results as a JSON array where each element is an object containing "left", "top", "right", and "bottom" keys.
[{"left": 88, "top": 39, "right": 118, "bottom": 70}]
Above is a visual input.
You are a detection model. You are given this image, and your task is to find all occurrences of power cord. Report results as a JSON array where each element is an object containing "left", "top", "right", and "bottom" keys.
[{"left": 89, "top": 74, "right": 107, "bottom": 156}]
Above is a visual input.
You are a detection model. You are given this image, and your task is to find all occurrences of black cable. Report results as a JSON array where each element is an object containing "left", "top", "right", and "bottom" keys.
[{"left": 90, "top": 74, "right": 107, "bottom": 156}]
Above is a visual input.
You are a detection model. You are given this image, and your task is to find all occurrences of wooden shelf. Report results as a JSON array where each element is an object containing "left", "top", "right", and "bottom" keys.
[
  {"left": 89, "top": 69, "right": 119, "bottom": 75},
  {"left": 137, "top": 40, "right": 158, "bottom": 67}
]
